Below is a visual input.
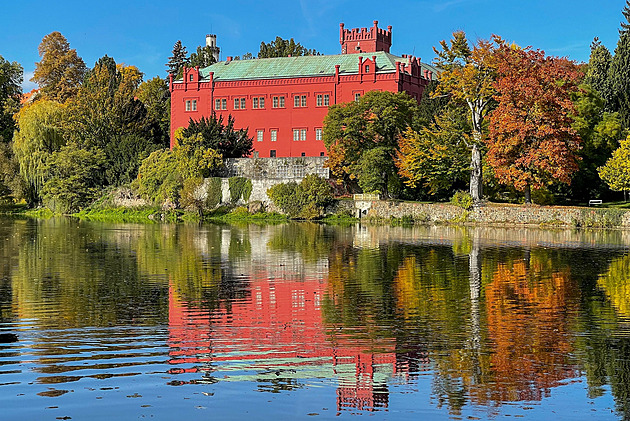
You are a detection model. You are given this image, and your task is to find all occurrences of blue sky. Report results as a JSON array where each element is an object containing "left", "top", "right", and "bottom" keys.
[{"left": 1, "top": 0, "right": 627, "bottom": 92}]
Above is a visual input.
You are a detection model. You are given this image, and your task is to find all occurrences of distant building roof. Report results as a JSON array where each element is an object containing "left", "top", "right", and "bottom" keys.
[
  {"left": 186, "top": 52, "right": 438, "bottom": 82},
  {"left": 20, "top": 89, "right": 39, "bottom": 105}
]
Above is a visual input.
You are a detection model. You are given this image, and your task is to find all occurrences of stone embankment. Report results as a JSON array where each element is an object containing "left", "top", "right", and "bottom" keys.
[{"left": 358, "top": 200, "right": 630, "bottom": 228}]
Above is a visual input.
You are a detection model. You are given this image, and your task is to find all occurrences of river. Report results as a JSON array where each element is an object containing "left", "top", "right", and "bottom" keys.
[{"left": 0, "top": 217, "right": 629, "bottom": 420}]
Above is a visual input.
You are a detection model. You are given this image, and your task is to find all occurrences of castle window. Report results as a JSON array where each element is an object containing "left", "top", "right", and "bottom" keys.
[
  {"left": 320, "top": 152, "right": 325, "bottom": 157},
  {"left": 253, "top": 97, "right": 258, "bottom": 109},
  {"left": 271, "top": 129, "right": 277, "bottom": 142},
  {"left": 273, "top": 96, "right": 285, "bottom": 108},
  {"left": 189, "top": 74, "right": 193, "bottom": 81},
  {"left": 270, "top": 150, "right": 276, "bottom": 158},
  {"left": 301, "top": 152, "right": 306, "bottom": 157},
  {"left": 355, "top": 93, "right": 361, "bottom": 102},
  {"left": 301, "top": 129, "right": 307, "bottom": 141},
  {"left": 316, "top": 94, "right": 322, "bottom": 107},
  {"left": 234, "top": 98, "right": 240, "bottom": 109},
  {"left": 324, "top": 94, "right": 329, "bottom": 106},
  {"left": 185, "top": 100, "right": 191, "bottom": 111},
  {"left": 221, "top": 99, "right": 227, "bottom": 109},
  {"left": 215, "top": 99, "right": 221, "bottom": 110},
  {"left": 365, "top": 65, "right": 370, "bottom": 73},
  {"left": 294, "top": 96, "right": 300, "bottom": 108},
  {"left": 259, "top": 97, "right": 265, "bottom": 108},
  {"left": 315, "top": 128, "right": 322, "bottom": 141},
  {"left": 293, "top": 129, "right": 300, "bottom": 141},
  {"left": 191, "top": 100, "right": 197, "bottom": 111},
  {"left": 240, "top": 98, "right": 246, "bottom": 109},
  {"left": 257, "top": 130, "right": 264, "bottom": 142},
  {"left": 301, "top": 95, "right": 306, "bottom": 107}
]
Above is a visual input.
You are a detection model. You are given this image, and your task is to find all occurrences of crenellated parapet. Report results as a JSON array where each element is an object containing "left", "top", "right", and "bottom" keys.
[{"left": 340, "top": 20, "right": 392, "bottom": 54}]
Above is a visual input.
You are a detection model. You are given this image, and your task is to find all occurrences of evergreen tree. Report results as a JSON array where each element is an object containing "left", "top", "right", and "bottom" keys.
[
  {"left": 585, "top": 38, "right": 613, "bottom": 110},
  {"left": 167, "top": 40, "right": 188, "bottom": 76},
  {"left": 257, "top": 37, "right": 319, "bottom": 58},
  {"left": 609, "top": 1, "right": 630, "bottom": 128},
  {"left": 0, "top": 55, "right": 23, "bottom": 143},
  {"left": 621, "top": 0, "right": 630, "bottom": 34}
]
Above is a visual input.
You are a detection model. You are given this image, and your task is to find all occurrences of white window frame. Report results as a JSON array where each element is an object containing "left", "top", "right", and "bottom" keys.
[
  {"left": 234, "top": 98, "right": 240, "bottom": 109},
  {"left": 300, "top": 129, "right": 307, "bottom": 141},
  {"left": 257, "top": 130, "right": 264, "bottom": 142},
  {"left": 271, "top": 129, "right": 277, "bottom": 142},
  {"left": 315, "top": 128, "right": 322, "bottom": 141},
  {"left": 293, "top": 129, "right": 300, "bottom": 141}
]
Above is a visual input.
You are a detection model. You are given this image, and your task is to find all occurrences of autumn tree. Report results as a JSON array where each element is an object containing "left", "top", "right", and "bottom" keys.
[
  {"left": 396, "top": 109, "right": 470, "bottom": 197},
  {"left": 31, "top": 32, "right": 87, "bottom": 103},
  {"left": 167, "top": 40, "right": 188, "bottom": 76},
  {"left": 0, "top": 56, "right": 23, "bottom": 143},
  {"left": 433, "top": 31, "right": 497, "bottom": 204},
  {"left": 486, "top": 41, "right": 582, "bottom": 203},
  {"left": 598, "top": 135, "right": 630, "bottom": 200},
  {"left": 323, "top": 91, "right": 418, "bottom": 197},
  {"left": 257, "top": 37, "right": 319, "bottom": 58}
]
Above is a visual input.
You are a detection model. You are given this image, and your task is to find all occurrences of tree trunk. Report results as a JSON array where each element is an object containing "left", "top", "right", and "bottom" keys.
[
  {"left": 524, "top": 184, "right": 531, "bottom": 204},
  {"left": 469, "top": 143, "right": 483, "bottom": 204}
]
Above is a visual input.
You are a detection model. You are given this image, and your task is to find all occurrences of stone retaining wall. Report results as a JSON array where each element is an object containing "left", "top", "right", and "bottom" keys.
[{"left": 364, "top": 200, "right": 630, "bottom": 228}]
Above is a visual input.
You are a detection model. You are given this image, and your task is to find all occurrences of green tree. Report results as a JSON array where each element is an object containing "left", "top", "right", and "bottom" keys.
[
  {"left": 174, "top": 132, "right": 223, "bottom": 179},
  {"left": 357, "top": 146, "right": 399, "bottom": 196},
  {"left": 188, "top": 45, "right": 217, "bottom": 68},
  {"left": 181, "top": 115, "right": 253, "bottom": 158},
  {"left": 167, "top": 40, "right": 188, "bottom": 76},
  {"left": 609, "top": 1, "right": 630, "bottom": 128},
  {"left": 31, "top": 31, "right": 87, "bottom": 103},
  {"left": 0, "top": 56, "right": 23, "bottom": 143},
  {"left": 257, "top": 37, "right": 319, "bottom": 58},
  {"left": 41, "top": 143, "right": 106, "bottom": 213},
  {"left": 585, "top": 38, "right": 614, "bottom": 110},
  {"left": 598, "top": 135, "right": 630, "bottom": 198},
  {"left": 323, "top": 90, "right": 418, "bottom": 197},
  {"left": 65, "top": 56, "right": 162, "bottom": 186},
  {"left": 563, "top": 85, "right": 623, "bottom": 202},
  {"left": 133, "top": 149, "right": 180, "bottom": 204},
  {"left": 136, "top": 76, "right": 171, "bottom": 146},
  {"left": 12, "top": 100, "right": 66, "bottom": 204}
]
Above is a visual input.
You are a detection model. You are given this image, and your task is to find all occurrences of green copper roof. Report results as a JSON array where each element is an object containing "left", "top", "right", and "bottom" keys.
[{"left": 194, "top": 52, "right": 438, "bottom": 81}]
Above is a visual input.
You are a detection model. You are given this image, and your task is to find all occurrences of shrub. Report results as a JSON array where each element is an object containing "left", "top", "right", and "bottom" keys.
[
  {"left": 450, "top": 190, "right": 473, "bottom": 210},
  {"left": 206, "top": 177, "right": 223, "bottom": 209},
  {"left": 267, "top": 175, "right": 333, "bottom": 219},
  {"left": 229, "top": 176, "right": 252, "bottom": 202}
]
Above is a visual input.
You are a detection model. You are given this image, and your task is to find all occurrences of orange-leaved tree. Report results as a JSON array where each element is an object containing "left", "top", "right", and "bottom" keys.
[
  {"left": 486, "top": 40, "right": 583, "bottom": 203},
  {"left": 433, "top": 31, "right": 497, "bottom": 204}
]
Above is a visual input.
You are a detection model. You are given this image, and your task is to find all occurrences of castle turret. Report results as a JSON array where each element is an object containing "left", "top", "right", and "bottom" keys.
[
  {"left": 206, "top": 34, "right": 220, "bottom": 62},
  {"left": 340, "top": 20, "right": 392, "bottom": 54}
]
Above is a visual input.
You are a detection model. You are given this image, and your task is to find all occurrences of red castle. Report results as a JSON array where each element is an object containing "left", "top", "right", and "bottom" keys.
[{"left": 169, "top": 21, "right": 436, "bottom": 158}]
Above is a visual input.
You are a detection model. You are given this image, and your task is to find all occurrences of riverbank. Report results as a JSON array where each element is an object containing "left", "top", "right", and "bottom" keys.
[{"left": 4, "top": 199, "right": 630, "bottom": 229}]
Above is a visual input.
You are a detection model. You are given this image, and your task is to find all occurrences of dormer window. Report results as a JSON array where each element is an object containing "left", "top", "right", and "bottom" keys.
[
  {"left": 189, "top": 74, "right": 193, "bottom": 82},
  {"left": 365, "top": 65, "right": 370, "bottom": 73}
]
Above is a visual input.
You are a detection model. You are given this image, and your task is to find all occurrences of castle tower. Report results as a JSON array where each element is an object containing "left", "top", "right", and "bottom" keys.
[
  {"left": 206, "top": 34, "right": 220, "bottom": 62},
  {"left": 339, "top": 20, "right": 392, "bottom": 54}
]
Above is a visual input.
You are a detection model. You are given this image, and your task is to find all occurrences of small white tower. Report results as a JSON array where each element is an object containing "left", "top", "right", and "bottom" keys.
[{"left": 206, "top": 34, "right": 220, "bottom": 62}]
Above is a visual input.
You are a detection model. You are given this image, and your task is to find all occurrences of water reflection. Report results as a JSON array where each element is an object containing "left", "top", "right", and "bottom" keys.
[{"left": 0, "top": 218, "right": 629, "bottom": 419}]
